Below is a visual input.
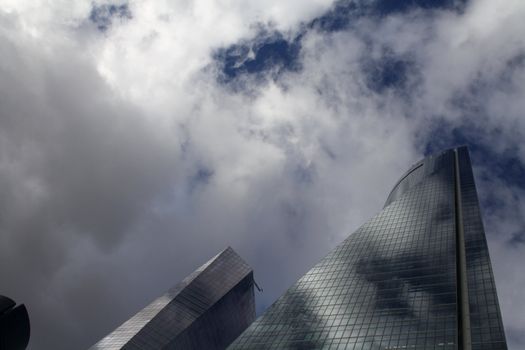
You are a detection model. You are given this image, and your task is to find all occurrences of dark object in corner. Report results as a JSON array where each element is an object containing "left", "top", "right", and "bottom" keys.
[{"left": 0, "top": 295, "right": 30, "bottom": 350}]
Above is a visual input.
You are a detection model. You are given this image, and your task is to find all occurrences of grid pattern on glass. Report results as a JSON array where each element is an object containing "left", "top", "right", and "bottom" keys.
[
  {"left": 384, "top": 161, "right": 424, "bottom": 207},
  {"left": 90, "top": 250, "right": 224, "bottom": 350},
  {"left": 90, "top": 247, "right": 255, "bottom": 350},
  {"left": 165, "top": 273, "right": 255, "bottom": 349},
  {"left": 457, "top": 147, "right": 507, "bottom": 350},
  {"left": 229, "top": 151, "right": 458, "bottom": 349}
]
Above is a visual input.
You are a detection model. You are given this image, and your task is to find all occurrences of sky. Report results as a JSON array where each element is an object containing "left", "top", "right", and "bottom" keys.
[{"left": 0, "top": 0, "right": 524, "bottom": 348}]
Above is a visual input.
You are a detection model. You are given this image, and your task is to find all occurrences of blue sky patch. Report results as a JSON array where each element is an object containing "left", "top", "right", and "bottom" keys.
[
  {"left": 309, "top": 1, "right": 361, "bottom": 32},
  {"left": 214, "top": 32, "right": 302, "bottom": 84},
  {"left": 373, "top": 0, "right": 466, "bottom": 15},
  {"left": 213, "top": 0, "right": 464, "bottom": 86},
  {"left": 363, "top": 53, "right": 412, "bottom": 93},
  {"left": 424, "top": 121, "right": 525, "bottom": 184},
  {"left": 89, "top": 3, "right": 132, "bottom": 32}
]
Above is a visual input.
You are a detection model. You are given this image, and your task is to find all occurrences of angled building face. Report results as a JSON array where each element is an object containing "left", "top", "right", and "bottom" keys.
[
  {"left": 90, "top": 247, "right": 255, "bottom": 350},
  {"left": 229, "top": 147, "right": 507, "bottom": 350}
]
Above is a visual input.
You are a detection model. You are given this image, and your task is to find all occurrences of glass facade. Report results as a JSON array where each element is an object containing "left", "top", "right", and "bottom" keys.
[
  {"left": 90, "top": 247, "right": 255, "bottom": 350},
  {"left": 457, "top": 150, "right": 507, "bottom": 350},
  {"left": 229, "top": 147, "right": 507, "bottom": 350}
]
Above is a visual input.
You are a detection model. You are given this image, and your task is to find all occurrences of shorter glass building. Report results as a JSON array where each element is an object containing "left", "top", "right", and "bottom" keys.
[{"left": 90, "top": 247, "right": 255, "bottom": 350}]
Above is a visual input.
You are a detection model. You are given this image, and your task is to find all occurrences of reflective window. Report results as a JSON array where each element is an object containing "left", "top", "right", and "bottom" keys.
[{"left": 229, "top": 148, "right": 507, "bottom": 350}]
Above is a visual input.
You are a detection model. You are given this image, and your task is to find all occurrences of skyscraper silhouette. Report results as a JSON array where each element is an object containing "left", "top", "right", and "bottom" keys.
[{"left": 229, "top": 147, "right": 507, "bottom": 350}]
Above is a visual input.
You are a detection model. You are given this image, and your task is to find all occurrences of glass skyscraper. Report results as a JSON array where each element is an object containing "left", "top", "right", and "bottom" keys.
[
  {"left": 90, "top": 247, "right": 255, "bottom": 350},
  {"left": 229, "top": 147, "right": 507, "bottom": 350}
]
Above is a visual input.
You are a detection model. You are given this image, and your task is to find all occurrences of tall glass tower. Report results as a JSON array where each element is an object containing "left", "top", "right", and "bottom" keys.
[{"left": 229, "top": 147, "right": 507, "bottom": 350}]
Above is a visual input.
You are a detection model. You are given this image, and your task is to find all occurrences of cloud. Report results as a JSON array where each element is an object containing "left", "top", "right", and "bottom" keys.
[{"left": 0, "top": 0, "right": 524, "bottom": 349}]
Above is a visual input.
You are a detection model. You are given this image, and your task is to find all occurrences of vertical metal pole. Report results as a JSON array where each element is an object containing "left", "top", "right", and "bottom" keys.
[{"left": 454, "top": 148, "right": 472, "bottom": 350}]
